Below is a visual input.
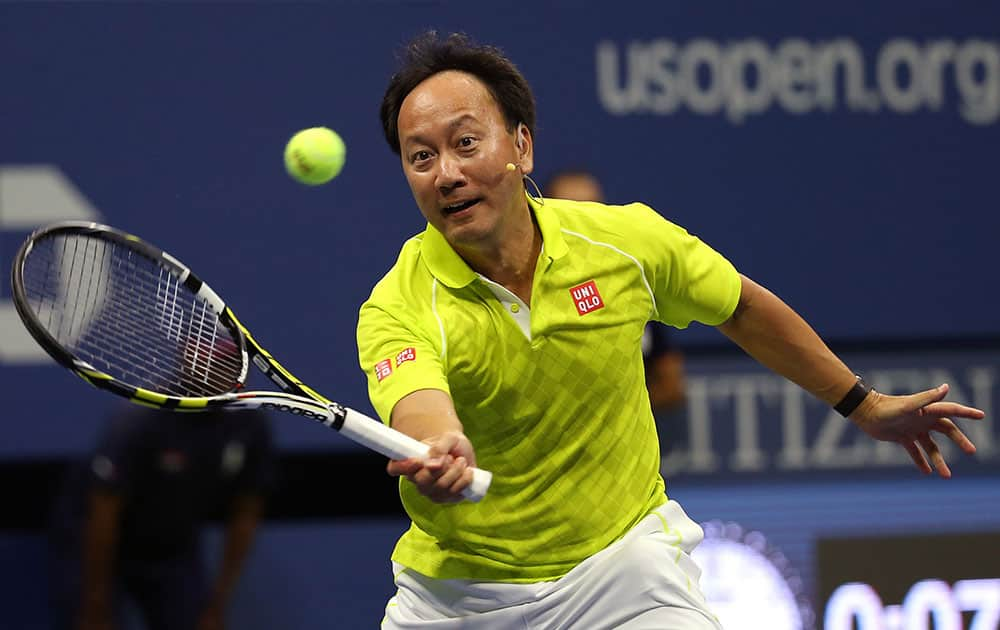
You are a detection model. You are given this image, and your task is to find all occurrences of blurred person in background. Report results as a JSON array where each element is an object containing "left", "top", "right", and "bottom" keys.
[
  {"left": 545, "top": 170, "right": 689, "bottom": 458},
  {"left": 48, "top": 405, "right": 275, "bottom": 630}
]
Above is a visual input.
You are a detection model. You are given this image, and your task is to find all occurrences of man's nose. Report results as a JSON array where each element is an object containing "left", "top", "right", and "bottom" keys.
[{"left": 435, "top": 153, "right": 467, "bottom": 191}]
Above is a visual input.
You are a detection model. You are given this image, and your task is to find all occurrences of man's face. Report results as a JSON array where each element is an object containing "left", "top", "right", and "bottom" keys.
[{"left": 396, "top": 70, "right": 532, "bottom": 249}]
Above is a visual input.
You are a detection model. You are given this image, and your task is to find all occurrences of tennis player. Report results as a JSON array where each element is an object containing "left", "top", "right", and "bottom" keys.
[{"left": 358, "top": 31, "right": 985, "bottom": 629}]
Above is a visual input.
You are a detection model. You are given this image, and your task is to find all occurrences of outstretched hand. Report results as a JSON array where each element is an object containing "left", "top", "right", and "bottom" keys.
[
  {"left": 850, "top": 383, "right": 985, "bottom": 478},
  {"left": 386, "top": 430, "right": 478, "bottom": 503}
]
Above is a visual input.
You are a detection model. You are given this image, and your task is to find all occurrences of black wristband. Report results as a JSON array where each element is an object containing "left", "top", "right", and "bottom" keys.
[{"left": 834, "top": 376, "right": 873, "bottom": 417}]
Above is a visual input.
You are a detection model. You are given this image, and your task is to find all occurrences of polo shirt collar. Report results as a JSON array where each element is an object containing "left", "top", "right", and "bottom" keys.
[
  {"left": 420, "top": 194, "right": 569, "bottom": 289},
  {"left": 532, "top": 196, "right": 569, "bottom": 261}
]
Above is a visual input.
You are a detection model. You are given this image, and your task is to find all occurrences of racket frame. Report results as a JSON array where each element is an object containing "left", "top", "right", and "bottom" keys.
[{"left": 11, "top": 221, "right": 491, "bottom": 501}]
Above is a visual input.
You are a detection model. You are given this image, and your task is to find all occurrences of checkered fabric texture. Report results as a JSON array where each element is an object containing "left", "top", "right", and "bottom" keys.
[{"left": 358, "top": 197, "right": 740, "bottom": 581}]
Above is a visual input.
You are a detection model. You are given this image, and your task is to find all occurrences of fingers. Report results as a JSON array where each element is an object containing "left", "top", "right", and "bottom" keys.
[
  {"left": 433, "top": 456, "right": 472, "bottom": 497},
  {"left": 909, "top": 383, "right": 949, "bottom": 412},
  {"left": 902, "top": 441, "right": 932, "bottom": 475},
  {"left": 902, "top": 433, "right": 951, "bottom": 477},
  {"left": 923, "top": 401, "right": 986, "bottom": 421},
  {"left": 934, "top": 418, "right": 978, "bottom": 454},
  {"left": 912, "top": 384, "right": 985, "bottom": 420},
  {"left": 386, "top": 457, "right": 422, "bottom": 478},
  {"left": 892, "top": 416, "right": 975, "bottom": 478},
  {"left": 426, "top": 432, "right": 462, "bottom": 462},
  {"left": 868, "top": 383, "right": 982, "bottom": 478},
  {"left": 918, "top": 432, "right": 951, "bottom": 478},
  {"left": 386, "top": 431, "right": 477, "bottom": 502},
  {"left": 387, "top": 454, "right": 471, "bottom": 503},
  {"left": 414, "top": 455, "right": 471, "bottom": 503}
]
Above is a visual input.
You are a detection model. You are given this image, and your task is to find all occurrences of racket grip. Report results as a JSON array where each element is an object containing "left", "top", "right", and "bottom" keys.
[
  {"left": 339, "top": 407, "right": 493, "bottom": 502},
  {"left": 465, "top": 468, "right": 493, "bottom": 503}
]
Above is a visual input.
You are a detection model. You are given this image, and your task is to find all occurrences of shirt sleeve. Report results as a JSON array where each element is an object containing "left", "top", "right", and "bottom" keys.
[
  {"left": 357, "top": 301, "right": 451, "bottom": 426},
  {"left": 624, "top": 203, "right": 742, "bottom": 329}
]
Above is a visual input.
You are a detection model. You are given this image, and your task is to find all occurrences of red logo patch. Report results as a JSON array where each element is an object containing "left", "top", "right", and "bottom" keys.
[
  {"left": 395, "top": 347, "right": 416, "bottom": 366},
  {"left": 570, "top": 280, "right": 605, "bottom": 316},
  {"left": 375, "top": 359, "right": 393, "bottom": 382}
]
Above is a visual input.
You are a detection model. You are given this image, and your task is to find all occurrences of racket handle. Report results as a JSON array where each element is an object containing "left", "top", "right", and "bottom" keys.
[{"left": 340, "top": 407, "right": 493, "bottom": 503}]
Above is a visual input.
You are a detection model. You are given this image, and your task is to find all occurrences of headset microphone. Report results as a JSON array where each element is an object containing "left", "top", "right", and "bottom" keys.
[{"left": 504, "top": 123, "right": 544, "bottom": 202}]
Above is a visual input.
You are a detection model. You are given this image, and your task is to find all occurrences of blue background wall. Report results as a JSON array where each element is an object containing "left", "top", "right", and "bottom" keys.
[
  {"left": 3, "top": 0, "right": 999, "bottom": 455},
  {"left": 1, "top": 2, "right": 998, "bottom": 628}
]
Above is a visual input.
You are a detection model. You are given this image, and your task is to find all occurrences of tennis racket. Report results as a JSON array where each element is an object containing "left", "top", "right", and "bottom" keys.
[{"left": 10, "top": 221, "right": 492, "bottom": 502}]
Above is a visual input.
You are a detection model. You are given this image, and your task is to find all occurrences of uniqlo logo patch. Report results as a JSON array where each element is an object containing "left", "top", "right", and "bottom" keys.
[
  {"left": 570, "top": 280, "right": 605, "bottom": 316},
  {"left": 375, "top": 359, "right": 393, "bottom": 382},
  {"left": 396, "top": 347, "right": 416, "bottom": 366}
]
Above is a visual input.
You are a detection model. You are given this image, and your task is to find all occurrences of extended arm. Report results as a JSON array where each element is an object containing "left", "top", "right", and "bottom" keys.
[
  {"left": 717, "top": 274, "right": 984, "bottom": 477},
  {"left": 78, "top": 490, "right": 122, "bottom": 630},
  {"left": 386, "top": 388, "right": 477, "bottom": 503}
]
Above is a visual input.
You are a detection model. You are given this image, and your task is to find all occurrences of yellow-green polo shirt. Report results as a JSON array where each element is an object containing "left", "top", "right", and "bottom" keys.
[{"left": 357, "top": 196, "right": 741, "bottom": 581}]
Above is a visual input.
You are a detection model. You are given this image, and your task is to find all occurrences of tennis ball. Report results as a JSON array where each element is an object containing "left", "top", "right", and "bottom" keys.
[{"left": 284, "top": 127, "right": 346, "bottom": 185}]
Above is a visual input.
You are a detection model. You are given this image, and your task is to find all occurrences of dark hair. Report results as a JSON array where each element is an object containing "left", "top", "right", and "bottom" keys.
[{"left": 379, "top": 31, "right": 537, "bottom": 154}]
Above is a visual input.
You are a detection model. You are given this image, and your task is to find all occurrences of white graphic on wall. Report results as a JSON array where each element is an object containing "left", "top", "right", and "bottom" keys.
[
  {"left": 0, "top": 165, "right": 103, "bottom": 364},
  {"left": 597, "top": 37, "right": 1000, "bottom": 125}
]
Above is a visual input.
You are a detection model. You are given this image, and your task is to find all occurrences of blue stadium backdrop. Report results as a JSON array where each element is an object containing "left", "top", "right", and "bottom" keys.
[{"left": 1, "top": 2, "right": 998, "bottom": 629}]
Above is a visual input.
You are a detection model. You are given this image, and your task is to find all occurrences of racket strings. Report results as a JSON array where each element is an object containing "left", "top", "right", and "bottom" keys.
[
  {"left": 25, "top": 237, "right": 244, "bottom": 396},
  {"left": 21, "top": 234, "right": 244, "bottom": 397}
]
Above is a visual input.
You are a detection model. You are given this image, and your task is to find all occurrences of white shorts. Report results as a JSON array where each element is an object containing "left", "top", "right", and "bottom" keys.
[{"left": 382, "top": 499, "right": 723, "bottom": 629}]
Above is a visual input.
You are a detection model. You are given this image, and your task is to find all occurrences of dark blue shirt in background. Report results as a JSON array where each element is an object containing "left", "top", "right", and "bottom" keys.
[{"left": 50, "top": 405, "right": 275, "bottom": 561}]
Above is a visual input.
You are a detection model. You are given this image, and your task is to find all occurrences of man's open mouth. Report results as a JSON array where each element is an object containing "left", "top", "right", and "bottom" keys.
[{"left": 442, "top": 199, "right": 480, "bottom": 215}]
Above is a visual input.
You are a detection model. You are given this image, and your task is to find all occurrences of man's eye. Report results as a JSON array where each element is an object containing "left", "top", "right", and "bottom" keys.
[
  {"left": 412, "top": 151, "right": 431, "bottom": 163},
  {"left": 459, "top": 137, "right": 477, "bottom": 148}
]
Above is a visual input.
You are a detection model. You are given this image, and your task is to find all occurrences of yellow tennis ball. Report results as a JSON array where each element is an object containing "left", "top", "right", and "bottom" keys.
[{"left": 284, "top": 127, "right": 346, "bottom": 185}]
